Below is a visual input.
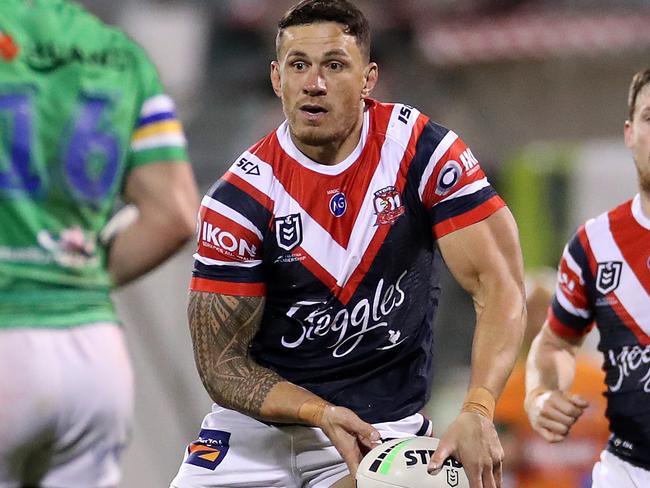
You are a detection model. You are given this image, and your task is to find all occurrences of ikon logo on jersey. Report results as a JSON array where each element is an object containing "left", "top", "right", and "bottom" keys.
[
  {"left": 596, "top": 261, "right": 622, "bottom": 294},
  {"left": 200, "top": 221, "right": 258, "bottom": 261},
  {"left": 374, "top": 186, "right": 405, "bottom": 225},
  {"left": 275, "top": 214, "right": 303, "bottom": 251},
  {"left": 185, "top": 429, "right": 230, "bottom": 470}
]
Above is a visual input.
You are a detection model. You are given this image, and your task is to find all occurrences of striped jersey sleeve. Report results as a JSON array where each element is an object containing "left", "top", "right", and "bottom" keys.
[
  {"left": 128, "top": 47, "right": 188, "bottom": 166},
  {"left": 548, "top": 226, "right": 595, "bottom": 338},
  {"left": 190, "top": 151, "right": 273, "bottom": 296},
  {"left": 416, "top": 122, "right": 505, "bottom": 238}
]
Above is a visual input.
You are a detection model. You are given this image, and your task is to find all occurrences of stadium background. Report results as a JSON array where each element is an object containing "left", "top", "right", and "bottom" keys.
[{"left": 74, "top": 0, "right": 650, "bottom": 485}]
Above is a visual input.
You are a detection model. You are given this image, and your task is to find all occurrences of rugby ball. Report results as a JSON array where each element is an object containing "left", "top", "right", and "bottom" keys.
[{"left": 356, "top": 436, "right": 469, "bottom": 488}]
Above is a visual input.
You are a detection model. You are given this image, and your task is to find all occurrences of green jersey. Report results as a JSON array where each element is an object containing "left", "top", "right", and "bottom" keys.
[{"left": 0, "top": 0, "right": 188, "bottom": 328}]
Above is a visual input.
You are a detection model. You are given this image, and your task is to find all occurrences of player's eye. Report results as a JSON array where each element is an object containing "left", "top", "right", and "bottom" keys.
[
  {"left": 292, "top": 61, "right": 307, "bottom": 71},
  {"left": 328, "top": 62, "right": 343, "bottom": 71}
]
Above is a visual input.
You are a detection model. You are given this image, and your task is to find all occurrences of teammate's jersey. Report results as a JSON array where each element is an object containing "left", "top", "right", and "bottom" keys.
[
  {"left": 0, "top": 0, "right": 187, "bottom": 328},
  {"left": 192, "top": 100, "right": 505, "bottom": 423},
  {"left": 549, "top": 195, "right": 650, "bottom": 469}
]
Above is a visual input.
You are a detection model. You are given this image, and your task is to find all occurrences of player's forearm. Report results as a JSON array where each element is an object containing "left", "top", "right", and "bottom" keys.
[
  {"left": 525, "top": 323, "right": 578, "bottom": 397},
  {"left": 188, "top": 291, "right": 332, "bottom": 425},
  {"left": 107, "top": 207, "right": 194, "bottom": 286},
  {"left": 468, "top": 283, "right": 526, "bottom": 403}
]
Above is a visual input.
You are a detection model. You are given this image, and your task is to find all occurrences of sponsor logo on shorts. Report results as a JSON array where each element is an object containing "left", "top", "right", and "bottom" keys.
[{"left": 185, "top": 429, "right": 230, "bottom": 470}]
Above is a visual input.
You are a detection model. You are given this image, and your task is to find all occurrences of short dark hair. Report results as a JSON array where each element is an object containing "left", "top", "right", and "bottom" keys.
[
  {"left": 628, "top": 68, "right": 650, "bottom": 121},
  {"left": 276, "top": 0, "right": 371, "bottom": 61}
]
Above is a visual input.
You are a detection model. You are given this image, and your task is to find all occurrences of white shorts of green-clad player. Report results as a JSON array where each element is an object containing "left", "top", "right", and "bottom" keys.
[
  {"left": 0, "top": 323, "right": 133, "bottom": 488},
  {"left": 592, "top": 450, "right": 650, "bottom": 488},
  {"left": 170, "top": 407, "right": 433, "bottom": 488}
]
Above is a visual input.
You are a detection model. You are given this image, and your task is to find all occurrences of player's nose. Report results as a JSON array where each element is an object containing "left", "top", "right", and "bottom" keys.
[{"left": 302, "top": 67, "right": 326, "bottom": 96}]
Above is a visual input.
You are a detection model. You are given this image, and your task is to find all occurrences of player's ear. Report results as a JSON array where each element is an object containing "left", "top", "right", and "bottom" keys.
[
  {"left": 361, "top": 62, "right": 378, "bottom": 99},
  {"left": 270, "top": 61, "right": 282, "bottom": 98}
]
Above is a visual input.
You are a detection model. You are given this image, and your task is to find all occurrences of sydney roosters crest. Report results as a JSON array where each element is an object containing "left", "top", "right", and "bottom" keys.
[{"left": 373, "top": 186, "right": 405, "bottom": 225}]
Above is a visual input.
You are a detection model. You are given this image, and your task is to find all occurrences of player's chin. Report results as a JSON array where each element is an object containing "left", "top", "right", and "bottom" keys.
[{"left": 292, "top": 126, "right": 338, "bottom": 147}]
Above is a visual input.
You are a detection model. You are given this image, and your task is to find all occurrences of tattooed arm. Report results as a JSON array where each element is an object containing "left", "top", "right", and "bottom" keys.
[{"left": 188, "top": 290, "right": 381, "bottom": 475}]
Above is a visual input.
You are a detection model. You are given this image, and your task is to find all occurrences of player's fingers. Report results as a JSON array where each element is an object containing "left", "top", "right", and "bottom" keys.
[
  {"left": 462, "top": 463, "right": 484, "bottom": 488},
  {"left": 569, "top": 394, "right": 590, "bottom": 409},
  {"left": 534, "top": 425, "right": 566, "bottom": 443},
  {"left": 540, "top": 405, "right": 579, "bottom": 426},
  {"left": 550, "top": 394, "right": 587, "bottom": 418},
  {"left": 338, "top": 444, "right": 363, "bottom": 478},
  {"left": 428, "top": 441, "right": 454, "bottom": 474},
  {"left": 493, "top": 457, "right": 503, "bottom": 488},
  {"left": 537, "top": 415, "right": 571, "bottom": 435},
  {"left": 482, "top": 463, "right": 497, "bottom": 488}
]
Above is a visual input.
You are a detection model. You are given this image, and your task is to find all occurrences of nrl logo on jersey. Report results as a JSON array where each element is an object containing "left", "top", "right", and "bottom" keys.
[
  {"left": 596, "top": 261, "right": 622, "bottom": 294},
  {"left": 275, "top": 214, "right": 303, "bottom": 251},
  {"left": 374, "top": 186, "right": 405, "bottom": 225}
]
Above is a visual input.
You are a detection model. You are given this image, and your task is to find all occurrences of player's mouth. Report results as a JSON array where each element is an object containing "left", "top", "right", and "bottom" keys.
[{"left": 299, "top": 104, "right": 329, "bottom": 121}]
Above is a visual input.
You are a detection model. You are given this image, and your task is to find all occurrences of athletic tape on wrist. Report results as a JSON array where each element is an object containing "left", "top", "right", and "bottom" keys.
[
  {"left": 297, "top": 398, "right": 331, "bottom": 426},
  {"left": 461, "top": 387, "right": 496, "bottom": 420}
]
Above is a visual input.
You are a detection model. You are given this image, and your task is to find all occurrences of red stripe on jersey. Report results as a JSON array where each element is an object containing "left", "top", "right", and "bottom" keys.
[
  {"left": 421, "top": 137, "right": 488, "bottom": 208},
  {"left": 271, "top": 105, "right": 393, "bottom": 249},
  {"left": 190, "top": 277, "right": 266, "bottom": 296},
  {"left": 548, "top": 310, "right": 593, "bottom": 339},
  {"left": 608, "top": 293, "right": 650, "bottom": 345},
  {"left": 222, "top": 171, "right": 273, "bottom": 211},
  {"left": 294, "top": 246, "right": 339, "bottom": 292},
  {"left": 557, "top": 253, "right": 590, "bottom": 311},
  {"left": 433, "top": 195, "right": 505, "bottom": 238},
  {"left": 338, "top": 114, "right": 429, "bottom": 305},
  {"left": 197, "top": 207, "right": 261, "bottom": 263},
  {"left": 577, "top": 225, "right": 597, "bottom": 275},
  {"left": 609, "top": 202, "right": 650, "bottom": 297}
]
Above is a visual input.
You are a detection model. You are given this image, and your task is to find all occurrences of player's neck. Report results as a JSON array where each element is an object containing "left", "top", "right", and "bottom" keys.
[{"left": 639, "top": 190, "right": 650, "bottom": 220}]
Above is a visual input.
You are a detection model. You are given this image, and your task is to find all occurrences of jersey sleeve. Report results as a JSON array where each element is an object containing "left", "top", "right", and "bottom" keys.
[
  {"left": 417, "top": 123, "right": 505, "bottom": 238},
  {"left": 548, "top": 226, "right": 595, "bottom": 339},
  {"left": 190, "top": 161, "right": 272, "bottom": 297},
  {"left": 127, "top": 45, "right": 188, "bottom": 167}
]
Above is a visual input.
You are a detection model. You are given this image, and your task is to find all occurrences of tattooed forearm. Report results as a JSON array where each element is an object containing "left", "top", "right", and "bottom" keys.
[{"left": 188, "top": 291, "right": 283, "bottom": 417}]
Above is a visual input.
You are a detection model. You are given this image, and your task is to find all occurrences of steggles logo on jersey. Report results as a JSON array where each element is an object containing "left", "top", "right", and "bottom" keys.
[
  {"left": 374, "top": 186, "right": 405, "bottom": 225},
  {"left": 596, "top": 261, "right": 622, "bottom": 294},
  {"left": 281, "top": 271, "right": 408, "bottom": 358},
  {"left": 607, "top": 345, "right": 650, "bottom": 393},
  {"left": 275, "top": 214, "right": 303, "bottom": 251},
  {"left": 435, "top": 160, "right": 462, "bottom": 196}
]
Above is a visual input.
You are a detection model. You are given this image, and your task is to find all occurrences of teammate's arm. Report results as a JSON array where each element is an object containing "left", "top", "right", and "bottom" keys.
[
  {"left": 524, "top": 322, "right": 588, "bottom": 443},
  {"left": 430, "top": 207, "right": 526, "bottom": 488},
  {"left": 106, "top": 161, "right": 199, "bottom": 286},
  {"left": 188, "top": 290, "right": 380, "bottom": 476}
]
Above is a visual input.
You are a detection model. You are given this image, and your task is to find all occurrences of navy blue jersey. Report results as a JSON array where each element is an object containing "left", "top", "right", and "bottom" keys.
[
  {"left": 192, "top": 100, "right": 504, "bottom": 423},
  {"left": 549, "top": 195, "right": 650, "bottom": 469}
]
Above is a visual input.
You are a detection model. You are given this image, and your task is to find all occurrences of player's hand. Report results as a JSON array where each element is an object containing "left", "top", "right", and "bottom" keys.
[
  {"left": 428, "top": 411, "right": 503, "bottom": 488},
  {"left": 525, "top": 389, "right": 588, "bottom": 442},
  {"left": 318, "top": 405, "right": 381, "bottom": 477}
]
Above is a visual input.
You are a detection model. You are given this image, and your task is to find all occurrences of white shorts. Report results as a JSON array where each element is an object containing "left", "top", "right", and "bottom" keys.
[
  {"left": 592, "top": 450, "right": 650, "bottom": 488},
  {"left": 0, "top": 323, "right": 133, "bottom": 488},
  {"left": 170, "top": 405, "right": 432, "bottom": 488}
]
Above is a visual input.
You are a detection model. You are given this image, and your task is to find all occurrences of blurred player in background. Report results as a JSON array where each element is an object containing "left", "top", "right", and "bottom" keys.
[
  {"left": 171, "top": 1, "right": 526, "bottom": 487},
  {"left": 0, "top": 0, "right": 199, "bottom": 486},
  {"left": 495, "top": 269, "right": 608, "bottom": 488},
  {"left": 525, "top": 67, "right": 650, "bottom": 487}
]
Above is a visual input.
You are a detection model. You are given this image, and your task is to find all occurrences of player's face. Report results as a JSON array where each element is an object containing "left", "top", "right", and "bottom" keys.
[
  {"left": 625, "top": 84, "right": 650, "bottom": 192},
  {"left": 271, "top": 22, "right": 377, "bottom": 154}
]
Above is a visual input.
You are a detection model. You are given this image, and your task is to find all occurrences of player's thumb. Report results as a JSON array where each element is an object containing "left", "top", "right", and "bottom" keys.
[
  {"left": 428, "top": 441, "right": 453, "bottom": 475},
  {"left": 358, "top": 424, "right": 382, "bottom": 450},
  {"left": 569, "top": 393, "right": 589, "bottom": 409}
]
